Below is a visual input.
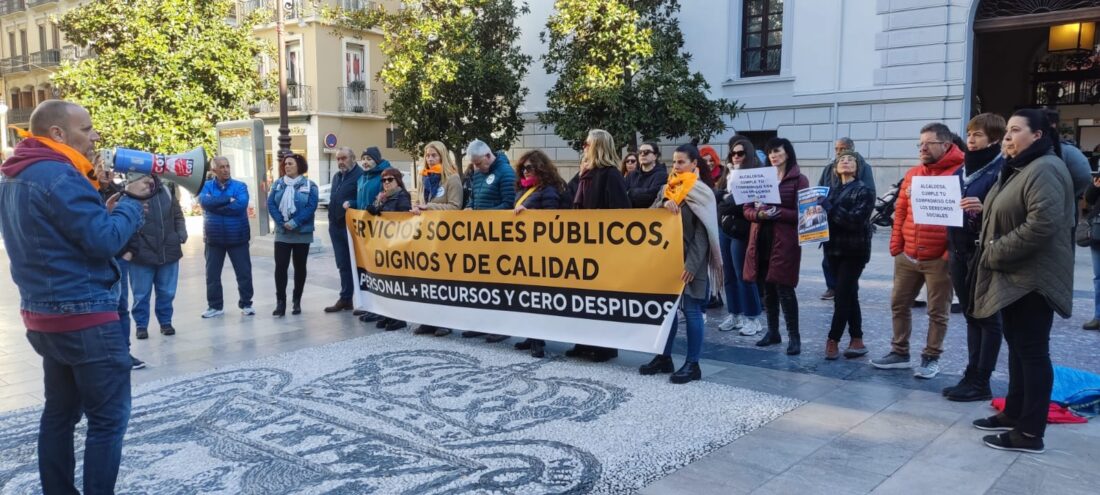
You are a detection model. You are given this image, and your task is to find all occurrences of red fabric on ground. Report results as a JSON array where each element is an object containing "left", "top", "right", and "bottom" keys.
[{"left": 991, "top": 398, "right": 1088, "bottom": 424}]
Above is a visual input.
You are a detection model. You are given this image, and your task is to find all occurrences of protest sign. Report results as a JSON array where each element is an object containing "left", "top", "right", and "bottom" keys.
[
  {"left": 346, "top": 209, "right": 686, "bottom": 353},
  {"left": 797, "top": 187, "right": 830, "bottom": 245},
  {"left": 910, "top": 176, "right": 962, "bottom": 227},
  {"left": 729, "top": 168, "right": 781, "bottom": 205}
]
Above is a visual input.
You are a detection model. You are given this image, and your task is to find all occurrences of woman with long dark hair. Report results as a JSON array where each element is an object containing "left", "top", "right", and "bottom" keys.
[
  {"left": 267, "top": 153, "right": 319, "bottom": 317},
  {"left": 744, "top": 138, "right": 808, "bottom": 355},
  {"left": 716, "top": 136, "right": 763, "bottom": 336},
  {"left": 620, "top": 152, "right": 639, "bottom": 179},
  {"left": 970, "top": 109, "right": 1074, "bottom": 454}
]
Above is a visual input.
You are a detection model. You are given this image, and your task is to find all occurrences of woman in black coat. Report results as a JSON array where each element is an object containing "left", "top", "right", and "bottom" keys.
[{"left": 822, "top": 150, "right": 875, "bottom": 360}]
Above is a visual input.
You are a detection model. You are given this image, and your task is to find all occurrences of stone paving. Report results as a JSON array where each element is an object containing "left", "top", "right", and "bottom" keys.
[{"left": 1, "top": 216, "right": 1098, "bottom": 494}]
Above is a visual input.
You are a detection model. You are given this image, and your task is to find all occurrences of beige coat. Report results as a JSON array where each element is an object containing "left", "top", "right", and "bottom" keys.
[
  {"left": 970, "top": 152, "right": 1075, "bottom": 319},
  {"left": 418, "top": 173, "right": 463, "bottom": 210}
]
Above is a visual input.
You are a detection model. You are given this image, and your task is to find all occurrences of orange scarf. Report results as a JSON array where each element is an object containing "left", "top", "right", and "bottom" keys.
[
  {"left": 420, "top": 164, "right": 442, "bottom": 176},
  {"left": 663, "top": 170, "right": 697, "bottom": 205},
  {"left": 12, "top": 127, "right": 99, "bottom": 191}
]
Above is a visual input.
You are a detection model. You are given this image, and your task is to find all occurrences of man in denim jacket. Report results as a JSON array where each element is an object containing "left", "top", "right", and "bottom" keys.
[{"left": 0, "top": 100, "right": 150, "bottom": 494}]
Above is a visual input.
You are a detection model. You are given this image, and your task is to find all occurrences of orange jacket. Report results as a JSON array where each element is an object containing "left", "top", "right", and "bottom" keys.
[{"left": 889, "top": 145, "right": 965, "bottom": 260}]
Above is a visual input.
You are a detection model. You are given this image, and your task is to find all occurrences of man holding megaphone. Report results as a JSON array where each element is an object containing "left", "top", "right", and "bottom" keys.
[{"left": 0, "top": 100, "right": 154, "bottom": 494}]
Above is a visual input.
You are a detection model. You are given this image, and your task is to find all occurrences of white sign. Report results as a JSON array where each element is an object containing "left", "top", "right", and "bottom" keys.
[
  {"left": 910, "top": 175, "right": 962, "bottom": 227},
  {"left": 730, "top": 168, "right": 781, "bottom": 205}
]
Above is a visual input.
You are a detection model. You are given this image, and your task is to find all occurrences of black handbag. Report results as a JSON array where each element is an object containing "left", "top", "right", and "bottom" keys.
[{"left": 1076, "top": 213, "right": 1100, "bottom": 247}]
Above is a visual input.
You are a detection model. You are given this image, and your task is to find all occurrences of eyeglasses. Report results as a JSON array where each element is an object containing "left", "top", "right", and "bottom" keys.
[
  {"left": 917, "top": 141, "right": 946, "bottom": 149},
  {"left": 731, "top": 150, "right": 746, "bottom": 157},
  {"left": 625, "top": 159, "right": 637, "bottom": 164},
  {"left": 382, "top": 177, "right": 396, "bottom": 183},
  {"left": 639, "top": 150, "right": 655, "bottom": 156}
]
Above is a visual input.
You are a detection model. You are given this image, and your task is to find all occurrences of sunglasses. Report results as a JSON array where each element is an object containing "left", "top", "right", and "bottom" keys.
[
  {"left": 639, "top": 150, "right": 655, "bottom": 156},
  {"left": 382, "top": 177, "right": 396, "bottom": 183},
  {"left": 625, "top": 159, "right": 637, "bottom": 163},
  {"left": 731, "top": 150, "right": 746, "bottom": 157}
]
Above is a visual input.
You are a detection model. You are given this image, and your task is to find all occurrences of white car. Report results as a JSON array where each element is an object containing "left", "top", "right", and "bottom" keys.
[{"left": 318, "top": 183, "right": 331, "bottom": 209}]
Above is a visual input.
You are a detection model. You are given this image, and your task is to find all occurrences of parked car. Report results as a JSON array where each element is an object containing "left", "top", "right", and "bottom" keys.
[{"left": 318, "top": 183, "right": 331, "bottom": 209}]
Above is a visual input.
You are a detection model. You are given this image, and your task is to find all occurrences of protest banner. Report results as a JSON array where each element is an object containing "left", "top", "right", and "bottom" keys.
[
  {"left": 910, "top": 176, "right": 962, "bottom": 227},
  {"left": 346, "top": 209, "right": 686, "bottom": 353},
  {"left": 729, "top": 168, "right": 781, "bottom": 205},
  {"left": 797, "top": 187, "right": 830, "bottom": 245}
]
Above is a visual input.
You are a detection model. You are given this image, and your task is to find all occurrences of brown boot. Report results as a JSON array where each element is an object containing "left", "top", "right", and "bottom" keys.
[
  {"left": 844, "top": 338, "right": 868, "bottom": 359},
  {"left": 324, "top": 299, "right": 353, "bottom": 313},
  {"left": 825, "top": 339, "right": 840, "bottom": 360}
]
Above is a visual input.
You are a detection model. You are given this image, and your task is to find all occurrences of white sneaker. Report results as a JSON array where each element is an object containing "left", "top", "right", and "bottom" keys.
[
  {"left": 718, "top": 314, "right": 740, "bottom": 332},
  {"left": 739, "top": 317, "right": 762, "bottom": 336},
  {"left": 241, "top": 306, "right": 255, "bottom": 316},
  {"left": 201, "top": 308, "right": 224, "bottom": 319}
]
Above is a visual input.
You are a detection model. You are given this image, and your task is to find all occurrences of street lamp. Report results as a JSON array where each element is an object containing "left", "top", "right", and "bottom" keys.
[
  {"left": 0, "top": 100, "right": 8, "bottom": 160},
  {"left": 276, "top": 0, "right": 291, "bottom": 158}
]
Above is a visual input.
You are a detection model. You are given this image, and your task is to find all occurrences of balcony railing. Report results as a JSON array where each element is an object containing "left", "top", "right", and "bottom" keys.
[
  {"left": 29, "top": 49, "right": 60, "bottom": 69},
  {"left": 0, "top": 55, "right": 28, "bottom": 74},
  {"left": 0, "top": 0, "right": 26, "bottom": 16},
  {"left": 9, "top": 108, "right": 32, "bottom": 124},
  {"left": 341, "top": 0, "right": 376, "bottom": 11},
  {"left": 239, "top": 0, "right": 304, "bottom": 20},
  {"left": 60, "top": 45, "right": 95, "bottom": 62},
  {"left": 253, "top": 84, "right": 313, "bottom": 114},
  {"left": 27, "top": 0, "right": 58, "bottom": 8},
  {"left": 338, "top": 87, "right": 379, "bottom": 114}
]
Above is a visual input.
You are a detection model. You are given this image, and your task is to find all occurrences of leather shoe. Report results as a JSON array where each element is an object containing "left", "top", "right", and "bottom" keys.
[
  {"left": 669, "top": 362, "right": 702, "bottom": 384},
  {"left": 485, "top": 334, "right": 509, "bottom": 343},
  {"left": 514, "top": 339, "right": 534, "bottom": 350},
  {"left": 359, "top": 312, "right": 383, "bottom": 323},
  {"left": 639, "top": 355, "right": 674, "bottom": 375},
  {"left": 324, "top": 299, "right": 353, "bottom": 313},
  {"left": 352, "top": 309, "right": 367, "bottom": 316}
]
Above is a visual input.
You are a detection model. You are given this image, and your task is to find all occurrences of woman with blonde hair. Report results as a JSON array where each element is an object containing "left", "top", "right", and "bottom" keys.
[
  {"left": 411, "top": 141, "right": 463, "bottom": 214},
  {"left": 565, "top": 129, "right": 630, "bottom": 362}
]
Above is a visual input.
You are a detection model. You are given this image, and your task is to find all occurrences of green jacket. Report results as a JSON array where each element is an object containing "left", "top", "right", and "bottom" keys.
[{"left": 971, "top": 152, "right": 1075, "bottom": 319}]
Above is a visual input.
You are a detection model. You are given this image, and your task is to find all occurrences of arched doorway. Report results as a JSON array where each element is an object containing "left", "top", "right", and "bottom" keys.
[{"left": 969, "top": 0, "right": 1100, "bottom": 155}]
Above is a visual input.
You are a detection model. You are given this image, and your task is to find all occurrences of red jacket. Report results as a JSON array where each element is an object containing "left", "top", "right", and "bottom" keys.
[{"left": 889, "top": 145, "right": 965, "bottom": 260}]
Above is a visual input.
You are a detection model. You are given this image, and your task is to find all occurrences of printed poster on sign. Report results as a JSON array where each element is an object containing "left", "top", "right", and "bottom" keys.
[
  {"left": 910, "top": 176, "right": 962, "bottom": 227},
  {"left": 345, "top": 209, "right": 686, "bottom": 353},
  {"left": 729, "top": 168, "right": 781, "bottom": 205},
  {"left": 797, "top": 187, "right": 830, "bottom": 245}
]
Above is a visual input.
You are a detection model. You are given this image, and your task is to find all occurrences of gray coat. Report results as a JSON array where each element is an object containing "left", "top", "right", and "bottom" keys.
[
  {"left": 653, "top": 195, "right": 710, "bottom": 300},
  {"left": 971, "top": 152, "right": 1074, "bottom": 319},
  {"left": 126, "top": 186, "right": 187, "bottom": 266}
]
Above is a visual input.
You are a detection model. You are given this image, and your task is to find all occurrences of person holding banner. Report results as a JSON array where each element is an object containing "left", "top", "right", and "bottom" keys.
[
  {"left": 512, "top": 150, "right": 569, "bottom": 358},
  {"left": 716, "top": 136, "right": 763, "bottom": 336},
  {"left": 639, "top": 145, "right": 722, "bottom": 383},
  {"left": 941, "top": 113, "right": 1006, "bottom": 402},
  {"left": 410, "top": 141, "right": 463, "bottom": 337},
  {"left": 744, "top": 138, "right": 808, "bottom": 355},
  {"left": 461, "top": 139, "right": 515, "bottom": 342},
  {"left": 969, "top": 109, "right": 1074, "bottom": 454},
  {"left": 365, "top": 167, "right": 413, "bottom": 332},
  {"left": 566, "top": 129, "right": 631, "bottom": 362},
  {"left": 822, "top": 150, "right": 876, "bottom": 360},
  {"left": 267, "top": 153, "right": 319, "bottom": 317}
]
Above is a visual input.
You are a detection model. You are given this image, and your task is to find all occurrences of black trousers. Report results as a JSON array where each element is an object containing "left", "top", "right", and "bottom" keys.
[
  {"left": 756, "top": 262, "right": 798, "bottom": 336},
  {"left": 274, "top": 242, "right": 309, "bottom": 303},
  {"left": 1000, "top": 292, "right": 1054, "bottom": 438},
  {"left": 827, "top": 255, "right": 866, "bottom": 341},
  {"left": 949, "top": 250, "right": 1003, "bottom": 375}
]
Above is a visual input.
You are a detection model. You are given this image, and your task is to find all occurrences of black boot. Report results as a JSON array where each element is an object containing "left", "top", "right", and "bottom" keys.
[
  {"left": 947, "top": 371, "right": 993, "bottom": 402},
  {"left": 272, "top": 300, "right": 286, "bottom": 317},
  {"left": 530, "top": 340, "right": 545, "bottom": 358},
  {"left": 669, "top": 362, "right": 702, "bottom": 384},
  {"left": 756, "top": 327, "right": 781, "bottom": 346},
  {"left": 291, "top": 299, "right": 302, "bottom": 315},
  {"left": 943, "top": 365, "right": 974, "bottom": 397},
  {"left": 786, "top": 331, "right": 801, "bottom": 355},
  {"left": 639, "top": 355, "right": 674, "bottom": 375},
  {"left": 779, "top": 288, "right": 800, "bottom": 355},
  {"left": 376, "top": 317, "right": 391, "bottom": 329}
]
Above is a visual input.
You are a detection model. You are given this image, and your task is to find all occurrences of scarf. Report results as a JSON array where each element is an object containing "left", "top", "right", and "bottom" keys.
[
  {"left": 658, "top": 179, "right": 724, "bottom": 287},
  {"left": 421, "top": 164, "right": 442, "bottom": 176},
  {"left": 963, "top": 144, "right": 1001, "bottom": 178},
  {"left": 573, "top": 168, "right": 592, "bottom": 207},
  {"left": 278, "top": 175, "right": 306, "bottom": 221},
  {"left": 663, "top": 170, "right": 698, "bottom": 205},
  {"left": 374, "top": 186, "right": 400, "bottom": 207},
  {"left": 12, "top": 127, "right": 98, "bottom": 190},
  {"left": 1004, "top": 137, "right": 1053, "bottom": 182}
]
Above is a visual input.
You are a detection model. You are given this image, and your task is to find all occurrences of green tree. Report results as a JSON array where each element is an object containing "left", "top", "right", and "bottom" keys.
[
  {"left": 51, "top": 0, "right": 270, "bottom": 154},
  {"left": 329, "top": 0, "right": 531, "bottom": 163},
  {"left": 540, "top": 0, "right": 740, "bottom": 151}
]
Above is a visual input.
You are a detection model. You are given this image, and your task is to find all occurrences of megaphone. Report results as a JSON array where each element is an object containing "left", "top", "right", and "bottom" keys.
[{"left": 102, "top": 146, "right": 209, "bottom": 198}]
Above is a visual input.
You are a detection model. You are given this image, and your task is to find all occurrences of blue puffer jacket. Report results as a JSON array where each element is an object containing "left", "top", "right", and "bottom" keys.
[
  {"left": 469, "top": 152, "right": 516, "bottom": 210},
  {"left": 349, "top": 160, "right": 392, "bottom": 210},
  {"left": 0, "top": 145, "right": 143, "bottom": 315},
  {"left": 267, "top": 177, "right": 319, "bottom": 234},
  {"left": 518, "top": 185, "right": 565, "bottom": 210},
  {"left": 199, "top": 178, "right": 250, "bottom": 246}
]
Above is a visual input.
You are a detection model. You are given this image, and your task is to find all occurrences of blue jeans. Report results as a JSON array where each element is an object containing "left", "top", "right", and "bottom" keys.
[
  {"left": 115, "top": 257, "right": 130, "bottom": 346},
  {"left": 719, "top": 232, "right": 761, "bottom": 317},
  {"left": 663, "top": 294, "right": 705, "bottom": 362},
  {"left": 330, "top": 225, "right": 354, "bottom": 301},
  {"left": 25, "top": 322, "right": 131, "bottom": 495},
  {"left": 1092, "top": 246, "right": 1100, "bottom": 319},
  {"left": 129, "top": 261, "right": 179, "bottom": 329},
  {"left": 205, "top": 243, "right": 253, "bottom": 310}
]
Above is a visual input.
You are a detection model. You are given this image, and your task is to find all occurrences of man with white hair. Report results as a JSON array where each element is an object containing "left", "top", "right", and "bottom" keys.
[
  {"left": 461, "top": 139, "right": 516, "bottom": 342},
  {"left": 324, "top": 146, "right": 365, "bottom": 313}
]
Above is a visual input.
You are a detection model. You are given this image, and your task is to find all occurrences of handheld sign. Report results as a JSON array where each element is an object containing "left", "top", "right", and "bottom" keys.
[
  {"left": 910, "top": 176, "right": 962, "bottom": 227},
  {"left": 730, "top": 168, "right": 781, "bottom": 205},
  {"left": 797, "top": 186, "right": 830, "bottom": 245}
]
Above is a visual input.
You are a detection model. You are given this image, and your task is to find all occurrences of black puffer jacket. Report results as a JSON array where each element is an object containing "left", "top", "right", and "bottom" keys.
[
  {"left": 126, "top": 186, "right": 187, "bottom": 266},
  {"left": 716, "top": 192, "right": 751, "bottom": 240},
  {"left": 822, "top": 179, "right": 875, "bottom": 262},
  {"left": 625, "top": 163, "right": 669, "bottom": 208}
]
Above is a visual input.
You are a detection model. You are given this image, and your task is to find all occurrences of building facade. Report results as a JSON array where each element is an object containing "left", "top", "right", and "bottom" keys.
[{"left": 512, "top": 0, "right": 1100, "bottom": 189}]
